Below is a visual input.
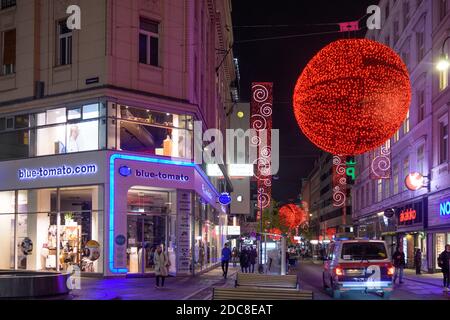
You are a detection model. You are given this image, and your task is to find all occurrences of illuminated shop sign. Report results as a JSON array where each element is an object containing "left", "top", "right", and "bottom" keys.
[
  {"left": 18, "top": 164, "right": 97, "bottom": 180},
  {"left": 399, "top": 208, "right": 417, "bottom": 223},
  {"left": 440, "top": 200, "right": 450, "bottom": 217},
  {"left": 118, "top": 165, "right": 190, "bottom": 182},
  {"left": 397, "top": 199, "right": 425, "bottom": 226},
  {"left": 218, "top": 192, "right": 232, "bottom": 205}
]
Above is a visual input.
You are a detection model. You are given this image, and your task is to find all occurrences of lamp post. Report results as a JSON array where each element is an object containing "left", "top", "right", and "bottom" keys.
[{"left": 436, "top": 36, "right": 450, "bottom": 71}]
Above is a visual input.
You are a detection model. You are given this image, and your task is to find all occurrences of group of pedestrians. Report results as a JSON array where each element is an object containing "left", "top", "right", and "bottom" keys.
[
  {"left": 391, "top": 244, "right": 450, "bottom": 292},
  {"left": 221, "top": 243, "right": 257, "bottom": 278}
]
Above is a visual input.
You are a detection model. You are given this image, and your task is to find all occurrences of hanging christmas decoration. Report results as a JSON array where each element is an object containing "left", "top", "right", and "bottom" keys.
[
  {"left": 267, "top": 228, "right": 282, "bottom": 241},
  {"left": 293, "top": 38, "right": 411, "bottom": 155},
  {"left": 279, "top": 204, "right": 307, "bottom": 230}
]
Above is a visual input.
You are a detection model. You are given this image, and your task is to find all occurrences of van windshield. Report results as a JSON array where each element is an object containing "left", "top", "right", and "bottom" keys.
[{"left": 341, "top": 242, "right": 388, "bottom": 260}]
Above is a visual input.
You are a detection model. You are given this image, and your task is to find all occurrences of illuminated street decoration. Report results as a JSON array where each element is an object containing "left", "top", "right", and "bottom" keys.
[
  {"left": 251, "top": 82, "right": 273, "bottom": 214},
  {"left": 370, "top": 145, "right": 391, "bottom": 179},
  {"left": 332, "top": 155, "right": 347, "bottom": 208},
  {"left": 279, "top": 204, "right": 307, "bottom": 230},
  {"left": 405, "top": 172, "right": 425, "bottom": 191},
  {"left": 293, "top": 39, "right": 411, "bottom": 155}
]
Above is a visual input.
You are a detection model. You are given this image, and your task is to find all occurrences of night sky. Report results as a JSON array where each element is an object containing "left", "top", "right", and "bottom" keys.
[{"left": 231, "top": 0, "right": 375, "bottom": 203}]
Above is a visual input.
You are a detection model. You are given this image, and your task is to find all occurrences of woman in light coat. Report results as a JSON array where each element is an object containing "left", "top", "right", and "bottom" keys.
[{"left": 154, "top": 244, "right": 170, "bottom": 288}]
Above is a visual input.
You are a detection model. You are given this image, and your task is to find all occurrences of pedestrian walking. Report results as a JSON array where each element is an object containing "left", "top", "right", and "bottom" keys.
[
  {"left": 414, "top": 248, "right": 422, "bottom": 275},
  {"left": 232, "top": 247, "right": 238, "bottom": 267},
  {"left": 154, "top": 244, "right": 170, "bottom": 288},
  {"left": 438, "top": 244, "right": 450, "bottom": 292},
  {"left": 392, "top": 246, "right": 406, "bottom": 284},
  {"left": 240, "top": 248, "right": 249, "bottom": 273},
  {"left": 249, "top": 246, "right": 257, "bottom": 273},
  {"left": 221, "top": 243, "right": 232, "bottom": 279}
]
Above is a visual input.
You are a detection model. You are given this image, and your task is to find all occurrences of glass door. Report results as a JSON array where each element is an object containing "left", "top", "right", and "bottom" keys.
[{"left": 127, "top": 214, "right": 168, "bottom": 275}]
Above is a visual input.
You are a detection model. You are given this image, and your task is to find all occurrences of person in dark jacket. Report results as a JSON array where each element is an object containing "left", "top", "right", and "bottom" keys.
[
  {"left": 249, "top": 246, "right": 257, "bottom": 273},
  {"left": 240, "top": 248, "right": 249, "bottom": 273},
  {"left": 438, "top": 244, "right": 450, "bottom": 292},
  {"left": 414, "top": 248, "right": 422, "bottom": 275},
  {"left": 392, "top": 246, "right": 406, "bottom": 284},
  {"left": 221, "top": 243, "right": 232, "bottom": 279}
]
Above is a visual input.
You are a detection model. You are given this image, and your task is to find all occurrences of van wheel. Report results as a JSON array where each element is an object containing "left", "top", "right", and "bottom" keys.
[
  {"left": 322, "top": 273, "right": 328, "bottom": 289},
  {"left": 382, "top": 291, "right": 391, "bottom": 300},
  {"left": 330, "top": 279, "right": 341, "bottom": 299}
]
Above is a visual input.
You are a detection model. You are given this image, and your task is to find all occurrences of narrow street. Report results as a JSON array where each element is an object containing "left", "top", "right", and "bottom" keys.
[{"left": 296, "top": 259, "right": 450, "bottom": 300}]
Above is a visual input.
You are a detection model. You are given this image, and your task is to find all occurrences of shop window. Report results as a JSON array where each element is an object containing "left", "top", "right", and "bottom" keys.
[
  {"left": 0, "top": 129, "right": 29, "bottom": 160},
  {"left": 117, "top": 106, "right": 193, "bottom": 159},
  {"left": 67, "top": 108, "right": 82, "bottom": 121}
]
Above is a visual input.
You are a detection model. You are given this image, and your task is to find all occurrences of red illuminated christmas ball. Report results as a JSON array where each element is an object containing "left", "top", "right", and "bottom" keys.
[
  {"left": 279, "top": 204, "right": 306, "bottom": 230},
  {"left": 293, "top": 39, "right": 411, "bottom": 155}
]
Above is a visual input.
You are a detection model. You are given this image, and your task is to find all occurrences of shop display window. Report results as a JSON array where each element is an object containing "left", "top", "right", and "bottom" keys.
[
  {"left": 114, "top": 105, "right": 193, "bottom": 159},
  {"left": 0, "top": 186, "right": 103, "bottom": 274},
  {"left": 0, "top": 102, "right": 106, "bottom": 160}
]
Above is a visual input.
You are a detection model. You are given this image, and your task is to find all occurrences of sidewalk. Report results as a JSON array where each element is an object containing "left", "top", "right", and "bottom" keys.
[
  {"left": 67, "top": 265, "right": 239, "bottom": 300},
  {"left": 403, "top": 269, "right": 444, "bottom": 288}
]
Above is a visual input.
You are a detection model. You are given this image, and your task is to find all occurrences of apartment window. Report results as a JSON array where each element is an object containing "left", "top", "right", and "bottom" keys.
[
  {"left": 417, "top": 145, "right": 424, "bottom": 174},
  {"left": 439, "top": 117, "right": 449, "bottom": 164},
  {"left": 366, "top": 183, "right": 370, "bottom": 207},
  {"left": 401, "top": 51, "right": 410, "bottom": 67},
  {"left": 393, "top": 129, "right": 400, "bottom": 143},
  {"left": 385, "top": 35, "right": 391, "bottom": 47},
  {"left": 385, "top": 3, "right": 390, "bottom": 21},
  {"left": 440, "top": 66, "right": 449, "bottom": 91},
  {"left": 403, "top": 1, "right": 410, "bottom": 26},
  {"left": 139, "top": 18, "right": 159, "bottom": 67},
  {"left": 394, "top": 21, "right": 400, "bottom": 44},
  {"left": 417, "top": 90, "right": 425, "bottom": 122},
  {"left": 57, "top": 21, "right": 72, "bottom": 66},
  {"left": 440, "top": 0, "right": 448, "bottom": 22},
  {"left": 1, "top": 0, "right": 16, "bottom": 9},
  {"left": 361, "top": 186, "right": 365, "bottom": 208},
  {"left": 403, "top": 157, "right": 409, "bottom": 191},
  {"left": 377, "top": 179, "right": 383, "bottom": 202},
  {"left": 403, "top": 110, "right": 410, "bottom": 134},
  {"left": 417, "top": 32, "right": 424, "bottom": 62},
  {"left": 1, "top": 29, "right": 15, "bottom": 75},
  {"left": 384, "top": 179, "right": 390, "bottom": 199},
  {"left": 393, "top": 164, "right": 399, "bottom": 194}
]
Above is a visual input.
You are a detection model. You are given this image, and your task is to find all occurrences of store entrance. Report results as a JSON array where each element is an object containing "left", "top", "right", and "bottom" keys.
[
  {"left": 126, "top": 214, "right": 168, "bottom": 275},
  {"left": 126, "top": 187, "right": 173, "bottom": 276}
]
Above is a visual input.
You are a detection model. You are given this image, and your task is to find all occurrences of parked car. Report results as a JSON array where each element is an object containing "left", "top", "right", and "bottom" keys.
[{"left": 322, "top": 239, "right": 394, "bottom": 299}]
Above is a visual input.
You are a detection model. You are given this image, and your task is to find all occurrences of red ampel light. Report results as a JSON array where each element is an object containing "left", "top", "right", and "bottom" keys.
[{"left": 293, "top": 39, "right": 411, "bottom": 155}]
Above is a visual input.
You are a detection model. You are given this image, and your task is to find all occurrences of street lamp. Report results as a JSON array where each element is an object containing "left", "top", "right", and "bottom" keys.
[{"left": 436, "top": 36, "right": 450, "bottom": 71}]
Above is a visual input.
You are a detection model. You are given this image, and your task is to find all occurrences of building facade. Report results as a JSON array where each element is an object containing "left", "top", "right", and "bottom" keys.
[
  {"left": 354, "top": 0, "right": 450, "bottom": 273},
  {"left": 0, "top": 0, "right": 236, "bottom": 277}
]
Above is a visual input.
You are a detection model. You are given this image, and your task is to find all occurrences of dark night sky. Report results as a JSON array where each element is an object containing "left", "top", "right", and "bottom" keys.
[{"left": 231, "top": 0, "right": 375, "bottom": 203}]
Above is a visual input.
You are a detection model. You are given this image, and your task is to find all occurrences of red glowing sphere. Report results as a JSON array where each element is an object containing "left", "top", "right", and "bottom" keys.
[
  {"left": 279, "top": 204, "right": 307, "bottom": 230},
  {"left": 293, "top": 39, "right": 411, "bottom": 155}
]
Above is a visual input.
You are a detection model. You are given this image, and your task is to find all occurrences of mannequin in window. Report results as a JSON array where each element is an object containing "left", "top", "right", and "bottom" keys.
[{"left": 67, "top": 125, "right": 80, "bottom": 153}]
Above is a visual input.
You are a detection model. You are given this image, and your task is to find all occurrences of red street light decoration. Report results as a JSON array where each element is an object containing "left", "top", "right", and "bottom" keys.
[
  {"left": 405, "top": 172, "right": 425, "bottom": 191},
  {"left": 279, "top": 204, "right": 307, "bottom": 230},
  {"left": 293, "top": 39, "right": 411, "bottom": 155}
]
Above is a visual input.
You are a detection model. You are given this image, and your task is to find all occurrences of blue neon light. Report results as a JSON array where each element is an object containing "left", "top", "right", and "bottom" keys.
[
  {"left": 440, "top": 200, "right": 450, "bottom": 217},
  {"left": 109, "top": 154, "right": 220, "bottom": 273}
]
